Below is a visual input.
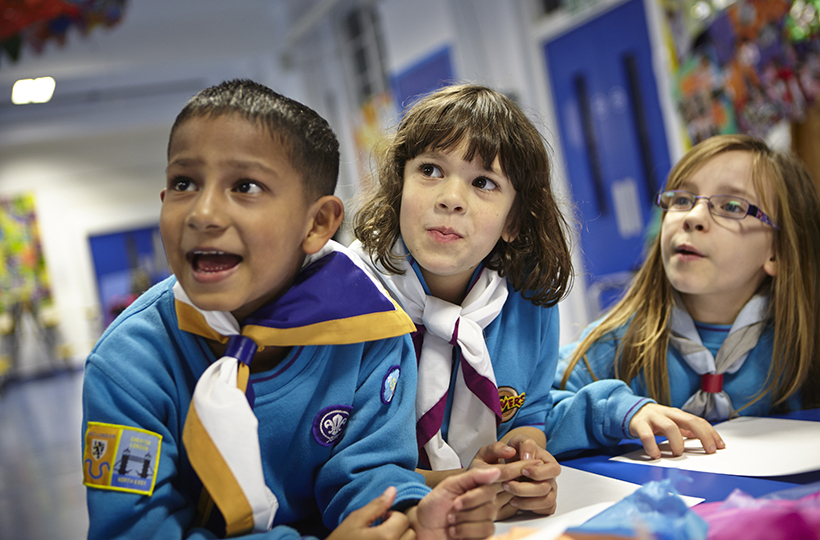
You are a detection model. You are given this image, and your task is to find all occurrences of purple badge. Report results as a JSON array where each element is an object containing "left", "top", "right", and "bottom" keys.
[{"left": 312, "top": 405, "right": 353, "bottom": 447}]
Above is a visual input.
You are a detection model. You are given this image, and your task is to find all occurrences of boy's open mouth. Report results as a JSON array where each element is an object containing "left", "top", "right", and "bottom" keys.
[{"left": 188, "top": 251, "right": 242, "bottom": 273}]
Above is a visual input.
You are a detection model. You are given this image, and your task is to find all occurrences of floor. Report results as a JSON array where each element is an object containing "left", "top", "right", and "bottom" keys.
[{"left": 0, "top": 369, "right": 89, "bottom": 540}]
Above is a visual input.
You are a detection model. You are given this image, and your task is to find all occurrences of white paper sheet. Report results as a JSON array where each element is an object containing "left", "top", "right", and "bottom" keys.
[
  {"left": 610, "top": 416, "right": 820, "bottom": 476},
  {"left": 491, "top": 466, "right": 703, "bottom": 540},
  {"left": 491, "top": 502, "right": 615, "bottom": 540}
]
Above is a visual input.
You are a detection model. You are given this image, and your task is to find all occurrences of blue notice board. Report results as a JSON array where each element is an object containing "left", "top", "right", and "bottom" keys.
[
  {"left": 88, "top": 225, "right": 170, "bottom": 327},
  {"left": 391, "top": 46, "right": 455, "bottom": 112}
]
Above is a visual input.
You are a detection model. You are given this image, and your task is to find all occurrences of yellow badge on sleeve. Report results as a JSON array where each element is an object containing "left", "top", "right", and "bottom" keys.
[{"left": 83, "top": 422, "right": 162, "bottom": 496}]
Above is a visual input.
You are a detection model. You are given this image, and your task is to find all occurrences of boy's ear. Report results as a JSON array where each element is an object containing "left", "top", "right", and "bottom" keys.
[{"left": 302, "top": 195, "right": 344, "bottom": 255}]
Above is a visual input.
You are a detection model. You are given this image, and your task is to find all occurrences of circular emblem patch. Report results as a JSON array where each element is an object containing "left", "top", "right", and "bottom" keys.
[
  {"left": 381, "top": 365, "right": 401, "bottom": 404},
  {"left": 312, "top": 405, "right": 353, "bottom": 447},
  {"left": 498, "top": 386, "right": 526, "bottom": 423}
]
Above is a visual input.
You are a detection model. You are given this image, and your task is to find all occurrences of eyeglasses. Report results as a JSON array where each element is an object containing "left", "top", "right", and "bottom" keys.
[{"left": 655, "top": 189, "right": 779, "bottom": 229}]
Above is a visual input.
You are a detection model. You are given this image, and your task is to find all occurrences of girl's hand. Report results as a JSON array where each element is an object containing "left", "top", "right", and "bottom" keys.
[
  {"left": 629, "top": 403, "right": 726, "bottom": 460},
  {"left": 412, "top": 467, "right": 501, "bottom": 540},
  {"left": 328, "top": 487, "right": 413, "bottom": 540},
  {"left": 469, "top": 435, "right": 561, "bottom": 520},
  {"left": 498, "top": 435, "right": 561, "bottom": 519}
]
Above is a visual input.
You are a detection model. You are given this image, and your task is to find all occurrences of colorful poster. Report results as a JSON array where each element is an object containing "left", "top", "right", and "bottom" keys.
[
  {"left": 664, "top": 0, "right": 820, "bottom": 143},
  {"left": 676, "top": 47, "right": 739, "bottom": 141},
  {"left": 0, "top": 193, "right": 50, "bottom": 313}
]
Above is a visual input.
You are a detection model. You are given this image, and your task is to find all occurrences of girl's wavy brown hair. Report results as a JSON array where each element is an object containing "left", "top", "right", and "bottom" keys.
[
  {"left": 560, "top": 134, "right": 820, "bottom": 411},
  {"left": 352, "top": 84, "right": 573, "bottom": 306}
]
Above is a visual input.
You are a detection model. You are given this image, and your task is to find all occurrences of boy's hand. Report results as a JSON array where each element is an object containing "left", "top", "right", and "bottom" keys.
[
  {"left": 328, "top": 487, "right": 413, "bottom": 540},
  {"left": 629, "top": 403, "right": 726, "bottom": 460},
  {"left": 471, "top": 436, "right": 561, "bottom": 520},
  {"left": 411, "top": 467, "right": 501, "bottom": 540}
]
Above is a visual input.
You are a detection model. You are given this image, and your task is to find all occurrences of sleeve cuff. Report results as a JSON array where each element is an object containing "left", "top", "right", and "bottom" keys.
[{"left": 613, "top": 397, "right": 655, "bottom": 439}]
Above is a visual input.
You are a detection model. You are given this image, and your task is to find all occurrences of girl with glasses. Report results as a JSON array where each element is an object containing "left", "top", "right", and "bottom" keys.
[{"left": 550, "top": 134, "right": 820, "bottom": 460}]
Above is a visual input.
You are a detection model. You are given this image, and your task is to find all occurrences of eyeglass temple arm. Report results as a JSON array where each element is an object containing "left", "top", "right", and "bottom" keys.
[{"left": 748, "top": 204, "right": 779, "bottom": 229}]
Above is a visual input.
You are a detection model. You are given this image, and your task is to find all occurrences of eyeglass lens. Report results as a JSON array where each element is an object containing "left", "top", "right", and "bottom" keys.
[{"left": 657, "top": 191, "right": 749, "bottom": 219}]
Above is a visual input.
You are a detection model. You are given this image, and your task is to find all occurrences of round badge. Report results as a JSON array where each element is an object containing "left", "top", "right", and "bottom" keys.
[
  {"left": 312, "top": 405, "right": 353, "bottom": 447},
  {"left": 381, "top": 365, "right": 401, "bottom": 404},
  {"left": 498, "top": 386, "right": 525, "bottom": 422}
]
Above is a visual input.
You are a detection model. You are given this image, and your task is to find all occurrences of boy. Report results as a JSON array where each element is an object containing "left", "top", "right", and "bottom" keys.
[{"left": 82, "top": 79, "right": 500, "bottom": 540}]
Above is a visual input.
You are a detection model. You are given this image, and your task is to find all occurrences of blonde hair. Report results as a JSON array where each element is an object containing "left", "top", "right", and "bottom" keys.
[
  {"left": 561, "top": 134, "right": 820, "bottom": 410},
  {"left": 353, "top": 84, "right": 573, "bottom": 306}
]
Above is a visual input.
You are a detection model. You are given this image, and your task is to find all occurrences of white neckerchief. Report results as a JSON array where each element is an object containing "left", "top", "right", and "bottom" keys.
[
  {"left": 349, "top": 239, "right": 506, "bottom": 469},
  {"left": 668, "top": 293, "right": 769, "bottom": 421},
  {"left": 179, "top": 240, "right": 415, "bottom": 534}
]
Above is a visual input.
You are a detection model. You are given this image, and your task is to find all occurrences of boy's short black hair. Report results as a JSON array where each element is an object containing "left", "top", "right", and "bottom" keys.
[{"left": 169, "top": 79, "right": 339, "bottom": 198}]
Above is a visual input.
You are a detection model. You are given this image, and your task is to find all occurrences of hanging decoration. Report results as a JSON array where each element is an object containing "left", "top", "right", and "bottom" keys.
[
  {"left": 663, "top": 0, "right": 820, "bottom": 143},
  {"left": 0, "top": 0, "right": 128, "bottom": 65}
]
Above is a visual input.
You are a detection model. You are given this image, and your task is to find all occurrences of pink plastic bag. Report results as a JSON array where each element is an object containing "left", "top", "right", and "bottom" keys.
[{"left": 694, "top": 487, "right": 820, "bottom": 540}]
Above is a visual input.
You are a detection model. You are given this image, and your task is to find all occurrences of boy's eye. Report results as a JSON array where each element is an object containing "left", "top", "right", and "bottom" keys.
[
  {"left": 235, "top": 181, "right": 263, "bottom": 194},
  {"left": 420, "top": 163, "right": 443, "bottom": 178},
  {"left": 473, "top": 176, "right": 499, "bottom": 191},
  {"left": 170, "top": 177, "right": 196, "bottom": 192}
]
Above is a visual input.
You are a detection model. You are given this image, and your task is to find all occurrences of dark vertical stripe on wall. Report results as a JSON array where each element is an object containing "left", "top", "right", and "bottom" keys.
[
  {"left": 623, "top": 52, "right": 657, "bottom": 200},
  {"left": 574, "top": 74, "right": 608, "bottom": 215}
]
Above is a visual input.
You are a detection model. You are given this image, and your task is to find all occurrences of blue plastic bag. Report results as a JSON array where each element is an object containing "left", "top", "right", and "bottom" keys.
[{"left": 565, "top": 479, "right": 708, "bottom": 540}]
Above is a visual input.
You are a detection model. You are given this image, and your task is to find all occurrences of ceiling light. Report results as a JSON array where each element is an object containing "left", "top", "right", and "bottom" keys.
[
  {"left": 11, "top": 77, "right": 56, "bottom": 105},
  {"left": 690, "top": 1, "right": 713, "bottom": 20}
]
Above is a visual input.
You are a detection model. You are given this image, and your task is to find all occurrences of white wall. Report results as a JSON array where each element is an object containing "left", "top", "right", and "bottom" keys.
[
  {"left": 380, "top": 0, "right": 456, "bottom": 75},
  {"left": 283, "top": 10, "right": 362, "bottom": 236}
]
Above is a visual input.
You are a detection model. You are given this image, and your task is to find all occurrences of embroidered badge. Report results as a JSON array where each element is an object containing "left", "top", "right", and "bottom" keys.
[
  {"left": 381, "top": 365, "right": 401, "bottom": 404},
  {"left": 498, "top": 386, "right": 526, "bottom": 422},
  {"left": 312, "top": 405, "right": 353, "bottom": 447},
  {"left": 83, "top": 422, "right": 162, "bottom": 496}
]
